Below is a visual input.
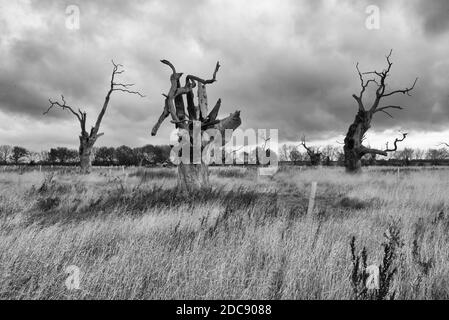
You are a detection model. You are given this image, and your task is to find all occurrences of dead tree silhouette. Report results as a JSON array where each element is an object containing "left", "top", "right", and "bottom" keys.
[
  {"left": 300, "top": 136, "right": 322, "bottom": 166},
  {"left": 44, "top": 61, "right": 143, "bottom": 173},
  {"left": 151, "top": 60, "right": 241, "bottom": 192},
  {"left": 344, "top": 50, "right": 417, "bottom": 173}
]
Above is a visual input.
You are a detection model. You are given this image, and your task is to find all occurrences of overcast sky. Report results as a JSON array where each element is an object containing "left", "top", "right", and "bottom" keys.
[{"left": 1, "top": 0, "right": 449, "bottom": 151}]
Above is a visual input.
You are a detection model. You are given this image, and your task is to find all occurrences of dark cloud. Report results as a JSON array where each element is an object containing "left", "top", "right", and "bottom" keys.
[
  {"left": 415, "top": 0, "right": 449, "bottom": 35},
  {"left": 0, "top": 0, "right": 449, "bottom": 150}
]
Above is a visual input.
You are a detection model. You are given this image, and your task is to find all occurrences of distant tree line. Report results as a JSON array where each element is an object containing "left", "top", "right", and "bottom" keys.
[
  {"left": 3, "top": 143, "right": 449, "bottom": 167},
  {"left": 278, "top": 144, "right": 449, "bottom": 166},
  {"left": 0, "top": 144, "right": 171, "bottom": 166}
]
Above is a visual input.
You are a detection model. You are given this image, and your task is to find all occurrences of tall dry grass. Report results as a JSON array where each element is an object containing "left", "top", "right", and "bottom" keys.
[{"left": 0, "top": 166, "right": 448, "bottom": 299}]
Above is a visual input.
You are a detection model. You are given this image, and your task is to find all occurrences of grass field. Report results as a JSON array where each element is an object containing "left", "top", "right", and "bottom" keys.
[{"left": 1, "top": 166, "right": 448, "bottom": 300}]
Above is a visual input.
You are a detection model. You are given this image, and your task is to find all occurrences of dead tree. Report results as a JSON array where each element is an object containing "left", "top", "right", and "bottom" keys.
[
  {"left": 151, "top": 60, "right": 241, "bottom": 192},
  {"left": 44, "top": 61, "right": 143, "bottom": 173},
  {"left": 344, "top": 50, "right": 417, "bottom": 173},
  {"left": 300, "top": 136, "right": 322, "bottom": 166},
  {"left": 255, "top": 136, "right": 271, "bottom": 165}
]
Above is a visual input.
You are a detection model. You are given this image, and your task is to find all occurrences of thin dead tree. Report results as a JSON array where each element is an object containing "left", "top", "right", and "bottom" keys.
[
  {"left": 344, "top": 50, "right": 417, "bottom": 173},
  {"left": 300, "top": 136, "right": 322, "bottom": 166},
  {"left": 44, "top": 61, "right": 143, "bottom": 173},
  {"left": 228, "top": 145, "right": 244, "bottom": 165},
  {"left": 151, "top": 60, "right": 241, "bottom": 192},
  {"left": 255, "top": 135, "right": 271, "bottom": 165}
]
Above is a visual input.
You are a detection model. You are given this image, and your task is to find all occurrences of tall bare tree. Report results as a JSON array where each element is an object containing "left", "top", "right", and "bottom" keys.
[
  {"left": 151, "top": 60, "right": 241, "bottom": 192},
  {"left": 44, "top": 61, "right": 143, "bottom": 173},
  {"left": 344, "top": 50, "right": 417, "bottom": 173},
  {"left": 300, "top": 136, "right": 322, "bottom": 165}
]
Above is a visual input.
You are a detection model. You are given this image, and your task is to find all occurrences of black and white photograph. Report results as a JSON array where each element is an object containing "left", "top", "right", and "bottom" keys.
[{"left": 1, "top": 0, "right": 449, "bottom": 307}]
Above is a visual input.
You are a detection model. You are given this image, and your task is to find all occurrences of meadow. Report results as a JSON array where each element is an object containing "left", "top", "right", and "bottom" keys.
[{"left": 0, "top": 165, "right": 448, "bottom": 300}]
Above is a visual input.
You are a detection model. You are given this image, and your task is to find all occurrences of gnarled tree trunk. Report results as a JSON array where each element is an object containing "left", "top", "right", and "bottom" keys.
[
  {"left": 175, "top": 110, "right": 241, "bottom": 192},
  {"left": 177, "top": 163, "right": 210, "bottom": 192},
  {"left": 79, "top": 135, "right": 95, "bottom": 174},
  {"left": 152, "top": 60, "right": 242, "bottom": 193},
  {"left": 344, "top": 110, "right": 371, "bottom": 173}
]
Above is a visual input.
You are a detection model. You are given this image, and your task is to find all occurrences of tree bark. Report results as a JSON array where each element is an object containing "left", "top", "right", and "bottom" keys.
[
  {"left": 177, "top": 162, "right": 210, "bottom": 192},
  {"left": 79, "top": 136, "right": 95, "bottom": 174},
  {"left": 344, "top": 110, "right": 372, "bottom": 173},
  {"left": 344, "top": 146, "right": 362, "bottom": 173}
]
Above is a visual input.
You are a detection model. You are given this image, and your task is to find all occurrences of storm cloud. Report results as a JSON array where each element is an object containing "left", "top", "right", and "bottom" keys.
[{"left": 0, "top": 0, "right": 448, "bottom": 150}]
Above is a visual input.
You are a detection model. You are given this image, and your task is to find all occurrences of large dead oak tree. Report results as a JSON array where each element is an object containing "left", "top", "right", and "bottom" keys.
[
  {"left": 44, "top": 61, "right": 143, "bottom": 173},
  {"left": 151, "top": 60, "right": 241, "bottom": 192},
  {"left": 344, "top": 50, "right": 417, "bottom": 173}
]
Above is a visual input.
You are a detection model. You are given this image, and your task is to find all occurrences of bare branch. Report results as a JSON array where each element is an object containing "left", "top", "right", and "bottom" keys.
[
  {"left": 352, "top": 63, "right": 380, "bottom": 111},
  {"left": 185, "top": 79, "right": 197, "bottom": 121},
  {"left": 300, "top": 135, "right": 312, "bottom": 154},
  {"left": 94, "top": 60, "right": 144, "bottom": 133},
  {"left": 44, "top": 95, "right": 83, "bottom": 123},
  {"left": 160, "top": 59, "right": 177, "bottom": 74},
  {"left": 361, "top": 50, "right": 418, "bottom": 112},
  {"left": 113, "top": 83, "right": 135, "bottom": 88},
  {"left": 360, "top": 146, "right": 387, "bottom": 157},
  {"left": 151, "top": 102, "right": 170, "bottom": 136},
  {"left": 112, "top": 88, "right": 145, "bottom": 97},
  {"left": 375, "top": 105, "right": 403, "bottom": 112},
  {"left": 261, "top": 137, "right": 271, "bottom": 151},
  {"left": 382, "top": 78, "right": 418, "bottom": 98},
  {"left": 374, "top": 105, "right": 403, "bottom": 118},
  {"left": 360, "top": 132, "right": 408, "bottom": 157},
  {"left": 207, "top": 98, "right": 221, "bottom": 122},
  {"left": 186, "top": 61, "right": 221, "bottom": 85},
  {"left": 211, "top": 111, "right": 242, "bottom": 144},
  {"left": 300, "top": 135, "right": 319, "bottom": 155},
  {"left": 379, "top": 109, "right": 394, "bottom": 118},
  {"left": 158, "top": 59, "right": 182, "bottom": 124},
  {"left": 174, "top": 82, "right": 195, "bottom": 97},
  {"left": 363, "top": 71, "right": 383, "bottom": 77},
  {"left": 384, "top": 133, "right": 408, "bottom": 152}
]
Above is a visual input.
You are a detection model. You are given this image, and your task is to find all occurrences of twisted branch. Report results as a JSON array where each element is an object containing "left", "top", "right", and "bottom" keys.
[
  {"left": 352, "top": 50, "right": 418, "bottom": 115},
  {"left": 186, "top": 62, "right": 221, "bottom": 84},
  {"left": 360, "top": 133, "right": 408, "bottom": 156}
]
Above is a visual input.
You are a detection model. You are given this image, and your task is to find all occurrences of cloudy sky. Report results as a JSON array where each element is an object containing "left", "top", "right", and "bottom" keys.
[{"left": 0, "top": 0, "right": 448, "bottom": 152}]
